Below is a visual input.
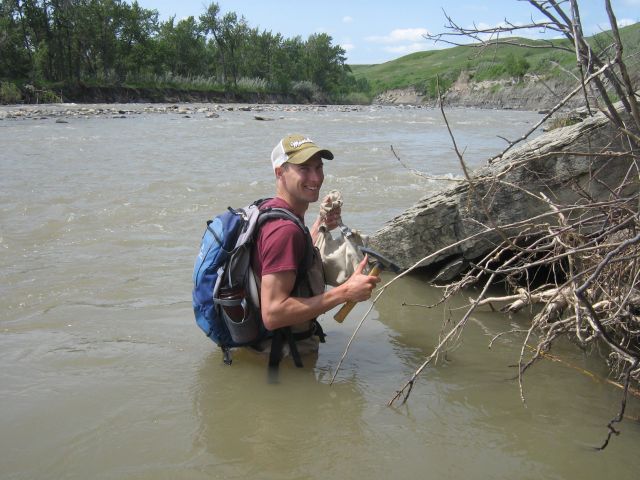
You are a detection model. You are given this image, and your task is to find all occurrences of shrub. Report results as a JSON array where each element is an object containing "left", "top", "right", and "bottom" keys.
[
  {"left": 291, "top": 81, "right": 323, "bottom": 102},
  {"left": 235, "top": 77, "right": 268, "bottom": 93},
  {"left": 504, "top": 53, "right": 530, "bottom": 79},
  {"left": 0, "top": 81, "right": 22, "bottom": 104}
]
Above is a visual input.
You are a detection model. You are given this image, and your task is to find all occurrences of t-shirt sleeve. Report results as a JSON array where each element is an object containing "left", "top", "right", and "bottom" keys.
[{"left": 257, "top": 219, "right": 306, "bottom": 276}]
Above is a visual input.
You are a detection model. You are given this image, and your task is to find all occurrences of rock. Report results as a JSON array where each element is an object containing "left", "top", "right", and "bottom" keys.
[
  {"left": 374, "top": 87, "right": 425, "bottom": 105},
  {"left": 369, "top": 105, "right": 639, "bottom": 275}
]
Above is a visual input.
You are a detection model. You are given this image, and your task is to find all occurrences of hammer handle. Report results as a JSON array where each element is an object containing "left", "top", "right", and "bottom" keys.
[{"left": 333, "top": 265, "right": 381, "bottom": 323}]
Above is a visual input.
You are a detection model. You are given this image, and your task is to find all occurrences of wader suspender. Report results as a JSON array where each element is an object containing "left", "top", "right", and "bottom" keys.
[{"left": 268, "top": 321, "right": 326, "bottom": 369}]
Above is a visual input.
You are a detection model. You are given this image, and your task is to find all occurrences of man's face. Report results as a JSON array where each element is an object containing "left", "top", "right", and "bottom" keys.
[{"left": 279, "top": 155, "right": 325, "bottom": 204}]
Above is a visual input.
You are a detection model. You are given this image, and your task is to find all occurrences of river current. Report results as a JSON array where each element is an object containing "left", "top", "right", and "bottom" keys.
[{"left": 1, "top": 104, "right": 638, "bottom": 479}]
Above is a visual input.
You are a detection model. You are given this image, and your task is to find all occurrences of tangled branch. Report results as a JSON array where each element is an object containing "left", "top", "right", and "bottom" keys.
[{"left": 338, "top": 0, "right": 640, "bottom": 450}]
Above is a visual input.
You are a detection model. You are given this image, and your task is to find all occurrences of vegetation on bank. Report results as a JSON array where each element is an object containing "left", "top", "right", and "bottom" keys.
[
  {"left": 0, "top": 0, "right": 369, "bottom": 104},
  {"left": 1, "top": 1, "right": 638, "bottom": 105},
  {"left": 351, "top": 22, "right": 640, "bottom": 99}
]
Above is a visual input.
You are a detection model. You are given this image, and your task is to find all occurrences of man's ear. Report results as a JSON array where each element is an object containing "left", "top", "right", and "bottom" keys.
[{"left": 275, "top": 164, "right": 287, "bottom": 178}]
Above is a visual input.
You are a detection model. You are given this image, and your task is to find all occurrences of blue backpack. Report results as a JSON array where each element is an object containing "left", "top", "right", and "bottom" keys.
[{"left": 192, "top": 199, "right": 310, "bottom": 364}]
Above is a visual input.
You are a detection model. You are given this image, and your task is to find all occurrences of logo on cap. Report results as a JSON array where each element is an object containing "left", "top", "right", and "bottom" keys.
[{"left": 289, "top": 138, "right": 314, "bottom": 149}]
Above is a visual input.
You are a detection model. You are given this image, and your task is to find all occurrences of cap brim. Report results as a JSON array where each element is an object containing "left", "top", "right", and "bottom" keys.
[{"left": 287, "top": 147, "right": 334, "bottom": 165}]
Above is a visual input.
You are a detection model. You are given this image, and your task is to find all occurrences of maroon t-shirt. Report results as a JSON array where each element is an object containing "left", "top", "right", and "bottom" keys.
[{"left": 251, "top": 198, "right": 307, "bottom": 278}]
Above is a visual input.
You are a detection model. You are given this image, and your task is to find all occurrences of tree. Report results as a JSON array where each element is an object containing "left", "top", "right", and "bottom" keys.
[
  {"left": 304, "top": 32, "right": 349, "bottom": 94},
  {"left": 199, "top": 2, "right": 227, "bottom": 84},
  {"left": 155, "top": 15, "right": 206, "bottom": 78},
  {"left": 113, "top": 1, "right": 159, "bottom": 79},
  {"left": 218, "top": 11, "right": 249, "bottom": 87},
  {"left": 0, "top": 0, "right": 32, "bottom": 79}
]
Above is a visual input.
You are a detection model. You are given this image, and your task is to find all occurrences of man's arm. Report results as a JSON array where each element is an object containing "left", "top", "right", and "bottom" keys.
[{"left": 260, "top": 256, "right": 379, "bottom": 331}]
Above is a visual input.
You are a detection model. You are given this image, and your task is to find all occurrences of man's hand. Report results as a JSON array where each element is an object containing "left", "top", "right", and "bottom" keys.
[
  {"left": 318, "top": 193, "right": 342, "bottom": 231},
  {"left": 321, "top": 204, "right": 342, "bottom": 231},
  {"left": 310, "top": 195, "right": 342, "bottom": 242},
  {"left": 340, "top": 255, "right": 380, "bottom": 302}
]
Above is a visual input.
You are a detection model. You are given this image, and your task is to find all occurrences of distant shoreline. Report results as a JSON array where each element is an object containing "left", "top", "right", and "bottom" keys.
[
  {"left": 0, "top": 103, "right": 377, "bottom": 120},
  {"left": 0, "top": 101, "right": 543, "bottom": 121},
  {"left": 3, "top": 83, "right": 568, "bottom": 113}
]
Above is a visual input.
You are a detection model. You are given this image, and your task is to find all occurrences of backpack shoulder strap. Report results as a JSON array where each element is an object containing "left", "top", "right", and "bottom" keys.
[
  {"left": 257, "top": 207, "right": 314, "bottom": 274},
  {"left": 257, "top": 207, "right": 304, "bottom": 229}
]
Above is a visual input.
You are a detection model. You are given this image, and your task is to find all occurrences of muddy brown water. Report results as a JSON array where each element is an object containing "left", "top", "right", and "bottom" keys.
[{"left": 1, "top": 104, "right": 639, "bottom": 479}]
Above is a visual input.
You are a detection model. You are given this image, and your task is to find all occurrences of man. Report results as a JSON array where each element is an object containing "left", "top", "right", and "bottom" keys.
[{"left": 251, "top": 134, "right": 380, "bottom": 366}]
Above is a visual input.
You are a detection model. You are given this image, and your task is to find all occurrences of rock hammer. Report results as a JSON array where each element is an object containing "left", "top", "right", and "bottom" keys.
[{"left": 333, "top": 246, "right": 401, "bottom": 323}]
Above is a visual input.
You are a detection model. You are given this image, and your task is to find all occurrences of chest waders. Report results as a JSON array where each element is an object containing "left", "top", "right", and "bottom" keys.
[{"left": 266, "top": 225, "right": 326, "bottom": 372}]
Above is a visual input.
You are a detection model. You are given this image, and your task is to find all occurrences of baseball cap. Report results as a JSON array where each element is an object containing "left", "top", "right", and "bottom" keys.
[{"left": 271, "top": 134, "right": 334, "bottom": 170}]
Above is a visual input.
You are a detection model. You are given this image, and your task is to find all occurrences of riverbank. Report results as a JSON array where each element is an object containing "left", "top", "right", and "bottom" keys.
[
  {"left": 374, "top": 76, "right": 585, "bottom": 111},
  {"left": 4, "top": 77, "right": 576, "bottom": 112},
  {"left": 0, "top": 101, "right": 435, "bottom": 121}
]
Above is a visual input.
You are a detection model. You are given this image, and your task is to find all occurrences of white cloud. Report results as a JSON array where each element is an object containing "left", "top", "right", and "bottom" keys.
[
  {"left": 383, "top": 42, "right": 432, "bottom": 55},
  {"left": 592, "top": 18, "right": 637, "bottom": 34},
  {"left": 617, "top": 18, "right": 637, "bottom": 27},
  {"left": 342, "top": 16, "right": 353, "bottom": 24},
  {"left": 366, "top": 28, "right": 432, "bottom": 44},
  {"left": 340, "top": 36, "right": 355, "bottom": 52}
]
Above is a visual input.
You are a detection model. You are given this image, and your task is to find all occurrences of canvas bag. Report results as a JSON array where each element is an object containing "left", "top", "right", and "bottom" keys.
[{"left": 314, "top": 191, "right": 367, "bottom": 287}]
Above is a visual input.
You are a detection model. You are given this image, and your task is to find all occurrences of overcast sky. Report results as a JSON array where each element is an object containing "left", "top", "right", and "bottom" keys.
[{"left": 135, "top": 0, "right": 640, "bottom": 64}]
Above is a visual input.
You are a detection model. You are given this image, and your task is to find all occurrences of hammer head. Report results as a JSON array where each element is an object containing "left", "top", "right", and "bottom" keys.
[{"left": 360, "top": 246, "right": 401, "bottom": 273}]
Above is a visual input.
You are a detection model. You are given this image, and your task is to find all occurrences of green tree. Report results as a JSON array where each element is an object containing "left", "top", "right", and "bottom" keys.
[
  {"left": 114, "top": 1, "right": 159, "bottom": 79},
  {"left": 272, "top": 36, "right": 306, "bottom": 91},
  {"left": 239, "top": 28, "right": 278, "bottom": 83},
  {"left": 304, "top": 33, "right": 349, "bottom": 94},
  {"left": 156, "top": 15, "right": 206, "bottom": 77},
  {"left": 0, "top": 1, "right": 32, "bottom": 79},
  {"left": 218, "top": 11, "right": 249, "bottom": 87},
  {"left": 199, "top": 2, "right": 227, "bottom": 83}
]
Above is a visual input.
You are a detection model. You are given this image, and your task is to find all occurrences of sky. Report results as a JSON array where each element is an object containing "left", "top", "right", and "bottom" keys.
[{"left": 135, "top": 0, "right": 640, "bottom": 65}]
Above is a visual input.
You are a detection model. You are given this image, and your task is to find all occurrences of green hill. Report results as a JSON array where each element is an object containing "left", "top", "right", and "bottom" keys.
[{"left": 350, "top": 22, "right": 640, "bottom": 98}]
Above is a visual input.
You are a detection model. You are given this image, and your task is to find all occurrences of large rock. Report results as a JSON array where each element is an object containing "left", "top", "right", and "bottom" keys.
[
  {"left": 369, "top": 108, "right": 638, "bottom": 278},
  {"left": 373, "top": 87, "right": 426, "bottom": 105}
]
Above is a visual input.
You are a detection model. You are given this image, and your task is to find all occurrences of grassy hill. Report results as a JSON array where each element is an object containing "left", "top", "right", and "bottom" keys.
[{"left": 350, "top": 22, "right": 640, "bottom": 98}]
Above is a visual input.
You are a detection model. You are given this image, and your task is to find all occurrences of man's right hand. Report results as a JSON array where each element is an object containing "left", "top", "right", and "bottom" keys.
[{"left": 340, "top": 255, "right": 381, "bottom": 302}]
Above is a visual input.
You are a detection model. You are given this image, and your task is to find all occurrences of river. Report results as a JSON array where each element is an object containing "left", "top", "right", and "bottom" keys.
[{"left": 1, "top": 103, "right": 638, "bottom": 479}]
